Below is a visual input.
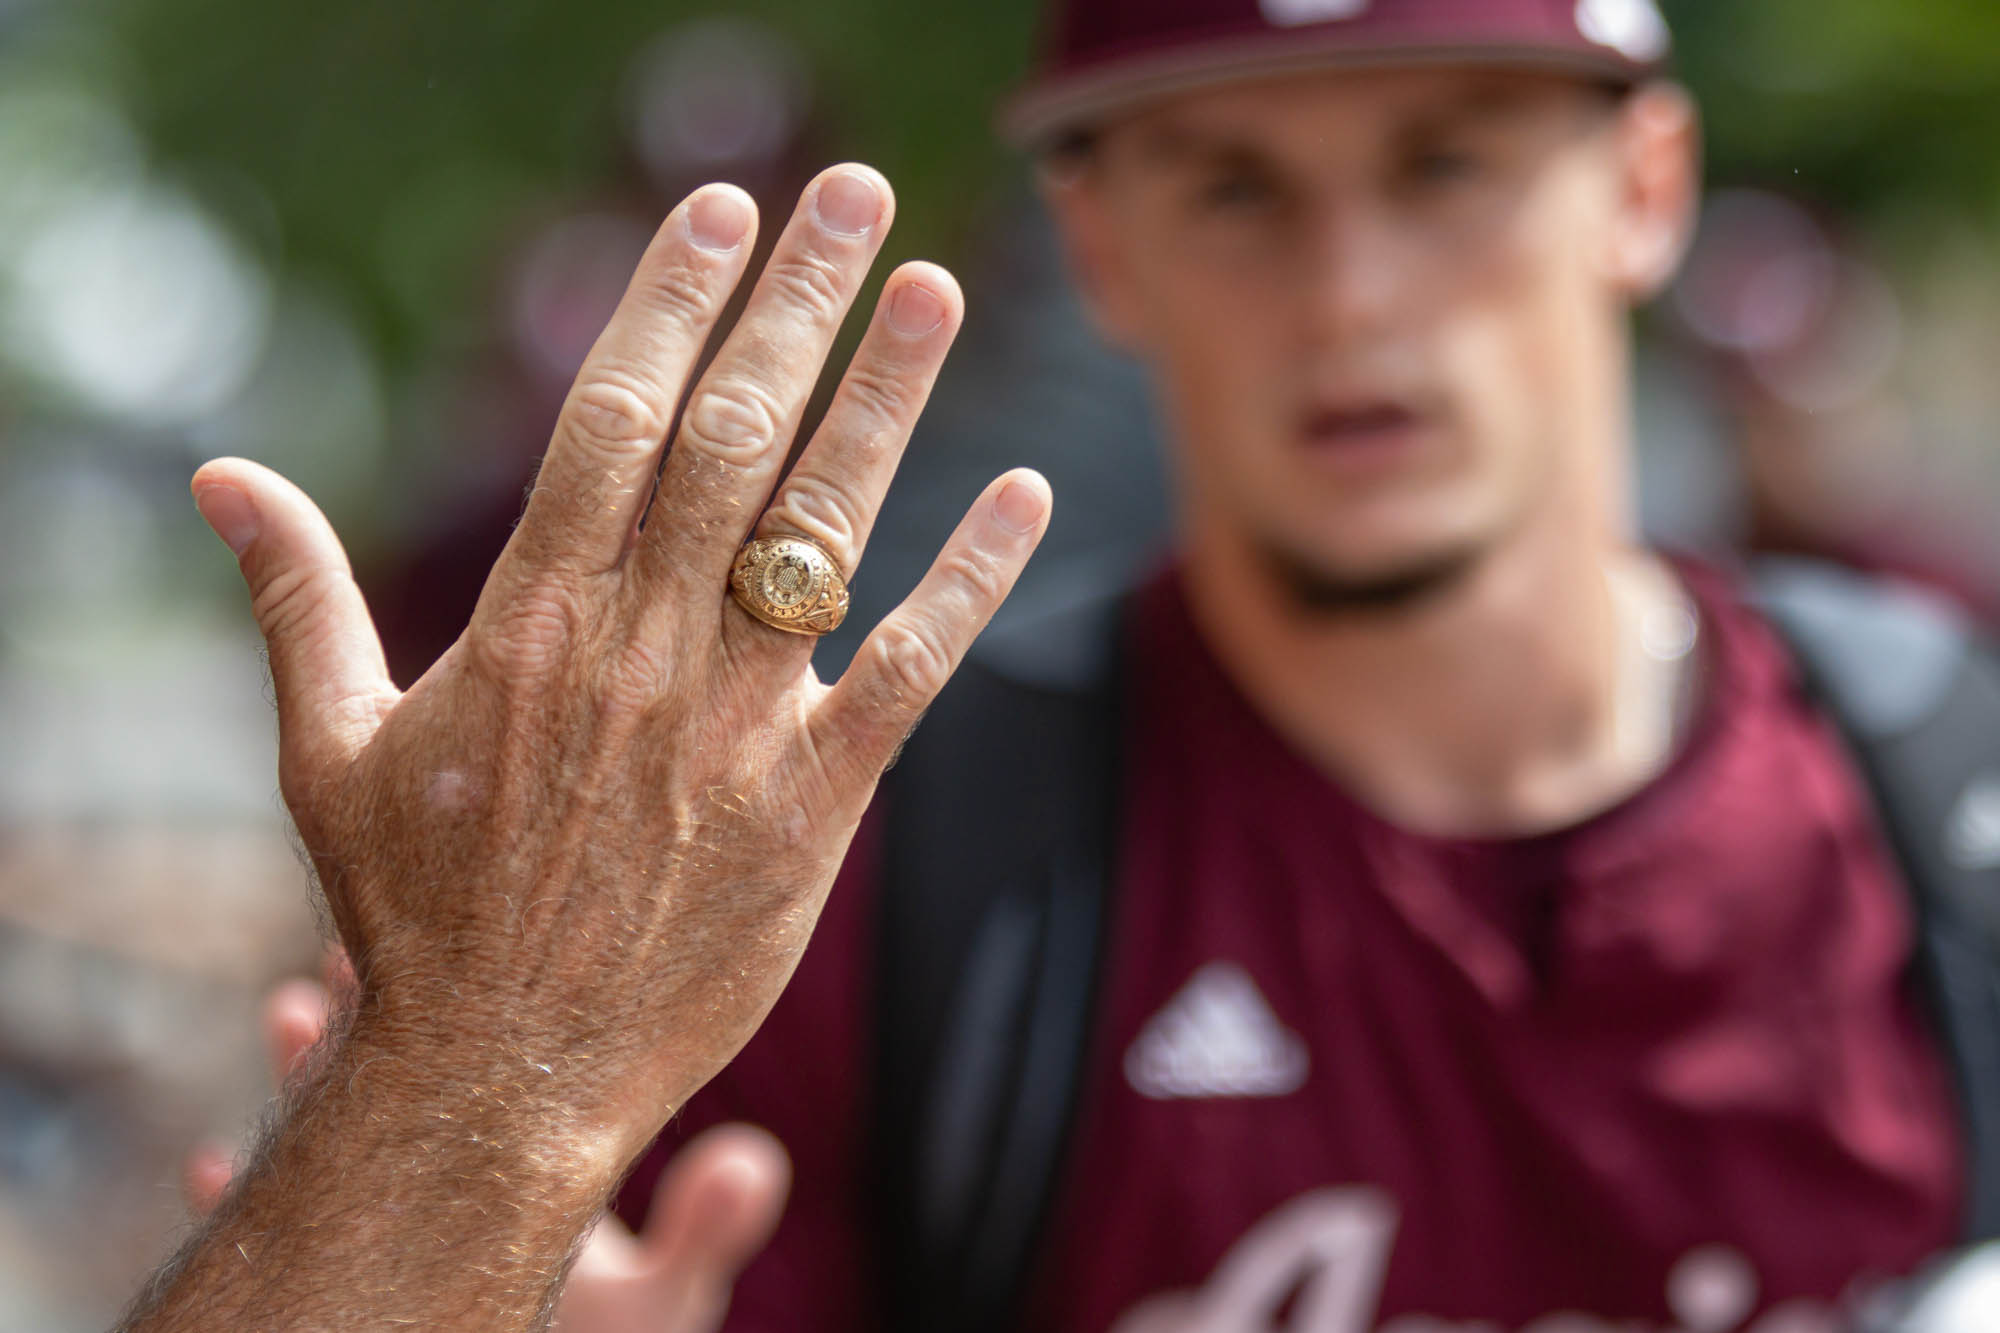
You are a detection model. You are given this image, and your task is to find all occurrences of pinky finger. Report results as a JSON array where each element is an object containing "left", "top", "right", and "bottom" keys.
[{"left": 811, "top": 468, "right": 1051, "bottom": 795}]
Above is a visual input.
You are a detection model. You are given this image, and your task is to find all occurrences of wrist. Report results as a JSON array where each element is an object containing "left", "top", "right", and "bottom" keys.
[
  {"left": 123, "top": 1003, "right": 641, "bottom": 1331},
  {"left": 327, "top": 1004, "right": 644, "bottom": 1199}
]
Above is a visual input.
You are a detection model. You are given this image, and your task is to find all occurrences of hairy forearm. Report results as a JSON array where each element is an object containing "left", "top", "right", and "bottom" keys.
[{"left": 119, "top": 1012, "right": 629, "bottom": 1332}]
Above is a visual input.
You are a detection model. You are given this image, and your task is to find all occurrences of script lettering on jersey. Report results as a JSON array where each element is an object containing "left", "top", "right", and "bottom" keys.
[{"left": 1107, "top": 1188, "right": 1850, "bottom": 1333}]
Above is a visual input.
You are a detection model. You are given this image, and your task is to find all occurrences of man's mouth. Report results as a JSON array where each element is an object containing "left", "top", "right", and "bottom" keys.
[{"left": 1298, "top": 400, "right": 1432, "bottom": 460}]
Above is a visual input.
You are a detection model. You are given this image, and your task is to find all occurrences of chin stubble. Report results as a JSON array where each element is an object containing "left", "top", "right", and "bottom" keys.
[{"left": 1254, "top": 538, "right": 1485, "bottom": 618}]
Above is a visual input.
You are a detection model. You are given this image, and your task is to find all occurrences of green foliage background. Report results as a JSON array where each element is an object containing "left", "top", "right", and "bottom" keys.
[
  {"left": 1671, "top": 0, "right": 2000, "bottom": 222},
  {"left": 50, "top": 0, "right": 2000, "bottom": 380},
  {"left": 87, "top": 0, "right": 1040, "bottom": 375}
]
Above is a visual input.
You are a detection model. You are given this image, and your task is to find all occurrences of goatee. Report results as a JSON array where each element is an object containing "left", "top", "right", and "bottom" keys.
[{"left": 1257, "top": 539, "right": 1483, "bottom": 617}]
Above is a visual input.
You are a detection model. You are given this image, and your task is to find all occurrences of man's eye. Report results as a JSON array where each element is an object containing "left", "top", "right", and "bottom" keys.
[
  {"left": 1406, "top": 148, "right": 1482, "bottom": 186},
  {"left": 1195, "top": 175, "right": 1276, "bottom": 211}
]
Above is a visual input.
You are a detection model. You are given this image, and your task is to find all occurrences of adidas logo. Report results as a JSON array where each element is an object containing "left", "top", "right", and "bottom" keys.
[{"left": 1125, "top": 962, "right": 1310, "bottom": 1100}]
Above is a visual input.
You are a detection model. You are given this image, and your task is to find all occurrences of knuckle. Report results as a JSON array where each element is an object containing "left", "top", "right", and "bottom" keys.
[
  {"left": 765, "top": 472, "right": 861, "bottom": 562},
  {"left": 565, "top": 371, "right": 670, "bottom": 456},
  {"left": 868, "top": 619, "right": 956, "bottom": 702},
  {"left": 594, "top": 649, "right": 667, "bottom": 725},
  {"left": 680, "top": 374, "right": 787, "bottom": 467},
  {"left": 634, "top": 257, "right": 716, "bottom": 327},
  {"left": 939, "top": 545, "right": 1009, "bottom": 607},
  {"left": 252, "top": 563, "right": 337, "bottom": 650},
  {"left": 472, "top": 582, "right": 590, "bottom": 679},
  {"left": 762, "top": 251, "right": 848, "bottom": 318},
  {"left": 784, "top": 749, "right": 846, "bottom": 823},
  {"left": 838, "top": 361, "right": 914, "bottom": 426}
]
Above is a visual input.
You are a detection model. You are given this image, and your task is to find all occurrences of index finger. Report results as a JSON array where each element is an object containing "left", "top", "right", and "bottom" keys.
[{"left": 504, "top": 185, "right": 760, "bottom": 581}]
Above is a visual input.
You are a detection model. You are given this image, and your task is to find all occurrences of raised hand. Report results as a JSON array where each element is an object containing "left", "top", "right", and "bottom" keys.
[
  {"left": 126, "top": 165, "right": 1049, "bottom": 1331},
  {"left": 194, "top": 163, "right": 1045, "bottom": 1160}
]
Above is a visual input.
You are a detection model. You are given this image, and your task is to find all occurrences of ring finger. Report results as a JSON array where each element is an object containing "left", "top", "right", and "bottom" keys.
[{"left": 722, "top": 260, "right": 963, "bottom": 649}]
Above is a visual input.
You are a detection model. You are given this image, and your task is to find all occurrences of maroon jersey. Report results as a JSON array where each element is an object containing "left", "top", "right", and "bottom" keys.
[{"left": 624, "top": 560, "right": 1962, "bottom": 1333}]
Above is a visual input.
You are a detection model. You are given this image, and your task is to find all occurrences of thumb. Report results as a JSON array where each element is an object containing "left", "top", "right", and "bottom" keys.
[
  {"left": 552, "top": 1126, "right": 790, "bottom": 1333},
  {"left": 192, "top": 458, "right": 393, "bottom": 780},
  {"left": 641, "top": 1123, "right": 792, "bottom": 1280}
]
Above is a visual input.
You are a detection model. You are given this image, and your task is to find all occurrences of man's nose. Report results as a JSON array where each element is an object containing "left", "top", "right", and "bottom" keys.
[{"left": 1301, "top": 203, "right": 1407, "bottom": 343}]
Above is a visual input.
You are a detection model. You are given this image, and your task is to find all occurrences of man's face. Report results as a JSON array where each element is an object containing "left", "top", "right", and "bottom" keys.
[{"left": 1057, "top": 68, "right": 1691, "bottom": 600}]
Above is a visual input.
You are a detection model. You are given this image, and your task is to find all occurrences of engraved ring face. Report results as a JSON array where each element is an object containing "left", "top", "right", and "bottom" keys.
[{"left": 729, "top": 536, "right": 850, "bottom": 636}]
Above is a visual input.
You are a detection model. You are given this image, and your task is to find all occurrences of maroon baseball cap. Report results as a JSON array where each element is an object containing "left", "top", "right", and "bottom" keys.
[{"left": 1001, "top": 0, "right": 1672, "bottom": 148}]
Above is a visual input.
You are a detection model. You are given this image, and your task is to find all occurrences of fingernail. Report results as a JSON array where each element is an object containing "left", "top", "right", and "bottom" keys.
[
  {"left": 887, "top": 283, "right": 945, "bottom": 336},
  {"left": 814, "top": 170, "right": 882, "bottom": 237},
  {"left": 688, "top": 189, "right": 752, "bottom": 253},
  {"left": 993, "top": 480, "right": 1046, "bottom": 535},
  {"left": 194, "top": 484, "right": 258, "bottom": 554}
]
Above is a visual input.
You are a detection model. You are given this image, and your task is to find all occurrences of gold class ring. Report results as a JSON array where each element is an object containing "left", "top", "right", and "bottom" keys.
[{"left": 728, "top": 535, "right": 851, "bottom": 636}]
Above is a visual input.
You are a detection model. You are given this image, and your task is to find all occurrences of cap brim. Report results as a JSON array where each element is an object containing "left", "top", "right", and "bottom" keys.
[{"left": 999, "top": 31, "right": 1657, "bottom": 150}]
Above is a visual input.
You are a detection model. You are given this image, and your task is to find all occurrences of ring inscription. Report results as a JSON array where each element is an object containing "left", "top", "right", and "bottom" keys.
[{"left": 730, "top": 536, "right": 850, "bottom": 636}]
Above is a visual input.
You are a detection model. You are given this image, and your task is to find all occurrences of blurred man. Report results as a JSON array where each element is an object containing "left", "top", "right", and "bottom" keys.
[{"left": 619, "top": 3, "right": 1991, "bottom": 1332}]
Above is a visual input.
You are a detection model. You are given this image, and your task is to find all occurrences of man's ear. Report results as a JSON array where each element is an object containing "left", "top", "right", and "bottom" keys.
[
  {"left": 1604, "top": 81, "right": 1702, "bottom": 301},
  {"left": 1040, "top": 154, "right": 1149, "bottom": 352}
]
